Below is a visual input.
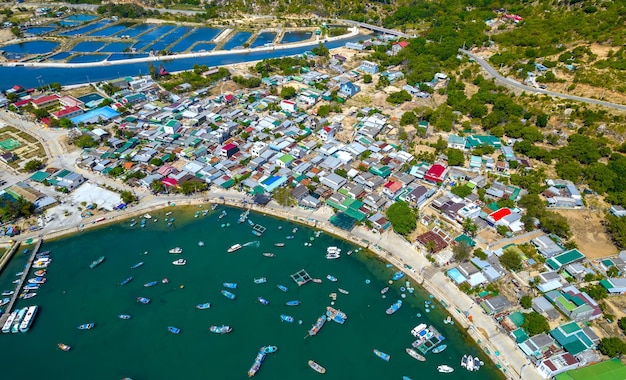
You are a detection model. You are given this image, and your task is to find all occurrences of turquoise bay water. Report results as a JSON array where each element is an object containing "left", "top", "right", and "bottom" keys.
[{"left": 0, "top": 206, "right": 503, "bottom": 380}]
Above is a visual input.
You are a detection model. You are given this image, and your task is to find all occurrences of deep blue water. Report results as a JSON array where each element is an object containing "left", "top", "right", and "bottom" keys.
[
  {"left": 25, "top": 26, "right": 57, "bottom": 35},
  {"left": 70, "top": 41, "right": 106, "bottom": 53},
  {"left": 121, "top": 24, "right": 156, "bottom": 38},
  {"left": 88, "top": 24, "right": 129, "bottom": 38},
  {"left": 148, "top": 27, "right": 192, "bottom": 52},
  {"left": 2, "top": 41, "right": 60, "bottom": 54},
  {"left": 2, "top": 35, "right": 365, "bottom": 87},
  {"left": 59, "top": 21, "right": 110, "bottom": 37},
  {"left": 48, "top": 52, "right": 72, "bottom": 61},
  {"left": 68, "top": 54, "right": 108, "bottom": 63},
  {"left": 169, "top": 28, "right": 222, "bottom": 52},
  {"left": 64, "top": 14, "right": 97, "bottom": 22},
  {"left": 281, "top": 31, "right": 312, "bottom": 44},
  {"left": 102, "top": 42, "right": 132, "bottom": 53},
  {"left": 191, "top": 43, "right": 216, "bottom": 52},
  {"left": 223, "top": 31, "right": 252, "bottom": 50},
  {"left": 108, "top": 53, "right": 149, "bottom": 61},
  {"left": 251, "top": 32, "right": 276, "bottom": 48}
]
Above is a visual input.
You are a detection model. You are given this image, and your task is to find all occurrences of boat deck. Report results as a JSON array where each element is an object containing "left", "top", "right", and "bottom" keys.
[
  {"left": 0, "top": 239, "right": 42, "bottom": 327},
  {"left": 291, "top": 269, "right": 312, "bottom": 286}
]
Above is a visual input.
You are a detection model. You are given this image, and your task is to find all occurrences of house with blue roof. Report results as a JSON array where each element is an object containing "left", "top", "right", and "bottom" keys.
[{"left": 339, "top": 81, "right": 360, "bottom": 97}]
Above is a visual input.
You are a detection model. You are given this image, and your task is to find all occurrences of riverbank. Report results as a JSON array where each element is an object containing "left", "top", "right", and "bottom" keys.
[{"left": 1, "top": 188, "right": 540, "bottom": 380}]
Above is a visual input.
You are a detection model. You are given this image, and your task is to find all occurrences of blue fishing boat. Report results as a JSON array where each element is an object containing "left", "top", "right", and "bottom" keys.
[
  {"left": 223, "top": 282, "right": 237, "bottom": 289},
  {"left": 308, "top": 315, "right": 326, "bottom": 336},
  {"left": 137, "top": 297, "right": 150, "bottom": 304},
  {"left": 432, "top": 344, "right": 447, "bottom": 354},
  {"left": 221, "top": 290, "right": 236, "bottom": 300},
  {"left": 118, "top": 314, "right": 131, "bottom": 320},
  {"left": 196, "top": 303, "right": 211, "bottom": 309},
  {"left": 130, "top": 262, "right": 144, "bottom": 269},
  {"left": 258, "top": 297, "right": 269, "bottom": 305},
  {"left": 277, "top": 284, "right": 288, "bottom": 292},
  {"left": 77, "top": 323, "right": 95, "bottom": 330},
  {"left": 280, "top": 314, "right": 294, "bottom": 323},
  {"left": 168, "top": 326, "right": 181, "bottom": 334},
  {"left": 373, "top": 349, "right": 390, "bottom": 361},
  {"left": 89, "top": 256, "right": 105, "bottom": 269},
  {"left": 144, "top": 281, "right": 158, "bottom": 287},
  {"left": 386, "top": 300, "right": 403, "bottom": 315},
  {"left": 327, "top": 275, "right": 338, "bottom": 282},
  {"left": 209, "top": 325, "right": 232, "bottom": 334},
  {"left": 120, "top": 276, "right": 133, "bottom": 286},
  {"left": 248, "top": 347, "right": 266, "bottom": 377},
  {"left": 286, "top": 300, "right": 301, "bottom": 306},
  {"left": 254, "top": 277, "right": 267, "bottom": 284},
  {"left": 392, "top": 271, "right": 405, "bottom": 281},
  {"left": 263, "top": 345, "right": 278, "bottom": 353}
]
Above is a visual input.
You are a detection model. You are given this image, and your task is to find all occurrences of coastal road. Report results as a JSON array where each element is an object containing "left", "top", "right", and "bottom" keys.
[{"left": 460, "top": 49, "right": 626, "bottom": 112}]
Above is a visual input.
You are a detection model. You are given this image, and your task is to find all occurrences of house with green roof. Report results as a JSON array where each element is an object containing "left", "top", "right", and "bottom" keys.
[
  {"left": 550, "top": 321, "right": 599, "bottom": 355},
  {"left": 546, "top": 249, "right": 586, "bottom": 271},
  {"left": 276, "top": 153, "right": 295, "bottom": 168},
  {"left": 369, "top": 165, "right": 391, "bottom": 178},
  {"left": 465, "top": 135, "right": 502, "bottom": 150}
]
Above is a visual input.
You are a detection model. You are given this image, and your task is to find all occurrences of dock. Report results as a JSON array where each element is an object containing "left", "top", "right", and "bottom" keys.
[
  {"left": 291, "top": 269, "right": 312, "bottom": 286},
  {"left": 0, "top": 239, "right": 42, "bottom": 327},
  {"left": 253, "top": 224, "right": 266, "bottom": 235},
  {"left": 411, "top": 324, "right": 446, "bottom": 354}
]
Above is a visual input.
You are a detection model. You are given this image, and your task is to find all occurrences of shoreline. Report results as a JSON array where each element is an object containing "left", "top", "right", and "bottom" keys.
[{"left": 2, "top": 189, "right": 537, "bottom": 379}]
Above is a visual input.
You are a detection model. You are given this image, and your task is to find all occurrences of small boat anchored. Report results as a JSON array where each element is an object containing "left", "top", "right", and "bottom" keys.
[
  {"left": 77, "top": 323, "right": 95, "bottom": 330},
  {"left": 168, "top": 247, "right": 183, "bottom": 254},
  {"left": 437, "top": 365, "right": 454, "bottom": 373},
  {"left": 254, "top": 277, "right": 267, "bottom": 284},
  {"left": 209, "top": 325, "right": 232, "bottom": 334},
  {"left": 406, "top": 348, "right": 426, "bottom": 362},
  {"left": 258, "top": 297, "right": 269, "bottom": 305},
  {"left": 168, "top": 326, "right": 181, "bottom": 334},
  {"left": 280, "top": 314, "right": 294, "bottom": 323},
  {"left": 308, "top": 360, "right": 327, "bottom": 374},
  {"left": 223, "top": 282, "right": 238, "bottom": 289},
  {"left": 58, "top": 343, "right": 71, "bottom": 351},
  {"left": 262, "top": 253, "right": 275, "bottom": 258},
  {"left": 227, "top": 244, "right": 242, "bottom": 253},
  {"left": 196, "top": 303, "right": 211, "bottom": 310},
  {"left": 89, "top": 256, "right": 105, "bottom": 269},
  {"left": 172, "top": 259, "right": 187, "bottom": 266},
  {"left": 373, "top": 349, "right": 390, "bottom": 362},
  {"left": 130, "top": 261, "right": 144, "bottom": 269},
  {"left": 221, "top": 290, "right": 236, "bottom": 300},
  {"left": 286, "top": 300, "right": 301, "bottom": 306}
]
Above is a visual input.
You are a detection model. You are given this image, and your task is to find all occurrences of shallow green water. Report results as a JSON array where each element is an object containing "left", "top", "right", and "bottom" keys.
[{"left": 0, "top": 206, "right": 503, "bottom": 380}]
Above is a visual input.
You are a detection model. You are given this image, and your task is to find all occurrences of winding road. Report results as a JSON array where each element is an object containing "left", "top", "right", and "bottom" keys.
[{"left": 460, "top": 49, "right": 626, "bottom": 112}]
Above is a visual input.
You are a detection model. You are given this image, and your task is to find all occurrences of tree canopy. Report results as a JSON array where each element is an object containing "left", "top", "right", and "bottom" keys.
[
  {"left": 386, "top": 201, "right": 417, "bottom": 236},
  {"left": 598, "top": 338, "right": 626, "bottom": 358},
  {"left": 500, "top": 248, "right": 523, "bottom": 272},
  {"left": 521, "top": 312, "right": 550, "bottom": 336}
]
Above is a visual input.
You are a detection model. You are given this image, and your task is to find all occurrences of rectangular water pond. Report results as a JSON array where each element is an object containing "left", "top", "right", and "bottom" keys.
[
  {"left": 251, "top": 32, "right": 276, "bottom": 48},
  {"left": 88, "top": 24, "right": 130, "bottom": 38},
  {"left": 280, "top": 31, "right": 312, "bottom": 44},
  {"left": 168, "top": 27, "right": 222, "bottom": 53},
  {"left": 101, "top": 42, "right": 132, "bottom": 52},
  {"left": 71, "top": 41, "right": 106, "bottom": 53},
  {"left": 222, "top": 31, "right": 252, "bottom": 50},
  {"left": 68, "top": 54, "right": 108, "bottom": 63},
  {"left": 59, "top": 21, "right": 110, "bottom": 37},
  {"left": 119, "top": 24, "right": 156, "bottom": 38},
  {"left": 148, "top": 27, "right": 192, "bottom": 52},
  {"left": 24, "top": 26, "right": 58, "bottom": 35},
  {"left": 108, "top": 53, "right": 149, "bottom": 61}
]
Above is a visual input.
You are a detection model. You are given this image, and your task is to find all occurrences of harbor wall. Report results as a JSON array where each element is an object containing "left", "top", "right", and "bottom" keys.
[{"left": 0, "top": 241, "right": 21, "bottom": 277}]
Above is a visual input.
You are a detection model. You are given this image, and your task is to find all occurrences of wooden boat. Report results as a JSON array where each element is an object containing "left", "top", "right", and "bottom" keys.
[
  {"left": 262, "top": 253, "right": 275, "bottom": 258},
  {"left": 406, "top": 348, "right": 426, "bottom": 362},
  {"left": 274, "top": 243, "right": 285, "bottom": 247},
  {"left": 58, "top": 343, "right": 71, "bottom": 351},
  {"left": 308, "top": 360, "right": 326, "bottom": 374},
  {"left": 338, "top": 288, "right": 349, "bottom": 295}
]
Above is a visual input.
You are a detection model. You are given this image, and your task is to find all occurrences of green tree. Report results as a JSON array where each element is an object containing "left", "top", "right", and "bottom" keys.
[
  {"left": 386, "top": 201, "right": 417, "bottom": 236},
  {"left": 120, "top": 191, "right": 136, "bottom": 204},
  {"left": 400, "top": 111, "right": 417, "bottom": 126},
  {"left": 386, "top": 90, "right": 412, "bottom": 105},
  {"left": 521, "top": 312, "right": 550, "bottom": 336},
  {"left": 280, "top": 86, "right": 297, "bottom": 99},
  {"left": 311, "top": 42, "right": 329, "bottom": 57},
  {"left": 618, "top": 317, "right": 626, "bottom": 335},
  {"left": 446, "top": 148, "right": 465, "bottom": 166},
  {"left": 451, "top": 184, "right": 472, "bottom": 198},
  {"left": 73, "top": 135, "right": 98, "bottom": 148},
  {"left": 150, "top": 179, "right": 165, "bottom": 194},
  {"left": 462, "top": 218, "right": 478, "bottom": 236},
  {"left": 582, "top": 284, "right": 608, "bottom": 301},
  {"left": 317, "top": 104, "right": 331, "bottom": 117},
  {"left": 606, "top": 214, "right": 626, "bottom": 249},
  {"left": 272, "top": 187, "right": 295, "bottom": 207},
  {"left": 474, "top": 248, "right": 487, "bottom": 260},
  {"left": 24, "top": 159, "right": 44, "bottom": 172},
  {"left": 500, "top": 248, "right": 522, "bottom": 271},
  {"left": 598, "top": 338, "right": 626, "bottom": 358},
  {"left": 608, "top": 266, "right": 620, "bottom": 277},
  {"left": 363, "top": 74, "right": 373, "bottom": 84},
  {"left": 149, "top": 158, "right": 163, "bottom": 167},
  {"left": 520, "top": 295, "right": 532, "bottom": 309},
  {"left": 453, "top": 241, "right": 472, "bottom": 262},
  {"left": 58, "top": 118, "right": 73, "bottom": 129}
]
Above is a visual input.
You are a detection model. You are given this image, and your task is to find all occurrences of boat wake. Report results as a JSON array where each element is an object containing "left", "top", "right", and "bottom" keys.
[{"left": 243, "top": 241, "right": 260, "bottom": 248}]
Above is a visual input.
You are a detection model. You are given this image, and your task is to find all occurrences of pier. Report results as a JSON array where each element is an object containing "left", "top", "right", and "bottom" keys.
[
  {"left": 0, "top": 239, "right": 42, "bottom": 327},
  {"left": 291, "top": 269, "right": 312, "bottom": 286}
]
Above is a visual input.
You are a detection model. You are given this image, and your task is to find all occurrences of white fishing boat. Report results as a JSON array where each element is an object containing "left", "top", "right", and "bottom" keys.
[
  {"left": 169, "top": 247, "right": 183, "bottom": 254},
  {"left": 406, "top": 348, "right": 426, "bottom": 362},
  {"left": 227, "top": 244, "right": 242, "bottom": 253},
  {"left": 172, "top": 259, "right": 187, "bottom": 266},
  {"left": 437, "top": 365, "right": 454, "bottom": 373}
]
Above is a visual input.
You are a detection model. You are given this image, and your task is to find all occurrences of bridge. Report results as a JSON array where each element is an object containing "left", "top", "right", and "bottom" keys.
[{"left": 339, "top": 20, "right": 411, "bottom": 39}]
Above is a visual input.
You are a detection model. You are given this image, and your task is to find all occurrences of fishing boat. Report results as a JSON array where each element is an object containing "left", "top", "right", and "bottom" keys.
[
  {"left": 58, "top": 343, "right": 71, "bottom": 351},
  {"left": 406, "top": 348, "right": 426, "bottom": 362},
  {"left": 326, "top": 252, "right": 340, "bottom": 260},
  {"left": 280, "top": 314, "right": 294, "bottom": 323},
  {"left": 211, "top": 204, "right": 218, "bottom": 210},
  {"left": 308, "top": 315, "right": 326, "bottom": 336},
  {"left": 373, "top": 349, "right": 390, "bottom": 362},
  {"left": 432, "top": 344, "right": 447, "bottom": 354},
  {"left": 326, "top": 275, "right": 337, "bottom": 282},
  {"left": 23, "top": 284, "right": 39, "bottom": 291},
  {"left": 198, "top": 241, "right": 205, "bottom": 247},
  {"left": 168, "top": 247, "right": 183, "bottom": 254},
  {"left": 77, "top": 323, "right": 95, "bottom": 330},
  {"left": 286, "top": 300, "right": 301, "bottom": 306},
  {"left": 308, "top": 360, "right": 326, "bottom": 374},
  {"left": 221, "top": 290, "right": 236, "bottom": 300},
  {"left": 120, "top": 276, "right": 133, "bottom": 286},
  {"left": 254, "top": 277, "right": 267, "bottom": 284},
  {"left": 380, "top": 287, "right": 390, "bottom": 294},
  {"left": 143, "top": 280, "right": 158, "bottom": 287},
  {"left": 2, "top": 311, "right": 17, "bottom": 333},
  {"left": 392, "top": 271, "right": 405, "bottom": 281},
  {"left": 15, "top": 271, "right": 24, "bottom": 276},
  {"left": 210, "top": 325, "right": 232, "bottom": 334},
  {"left": 386, "top": 300, "right": 403, "bottom": 315},
  {"left": 466, "top": 355, "right": 474, "bottom": 371},
  {"left": 326, "top": 306, "right": 347, "bottom": 324},
  {"left": 19, "top": 305, "right": 38, "bottom": 333},
  {"left": 285, "top": 235, "right": 294, "bottom": 240},
  {"left": 196, "top": 303, "right": 211, "bottom": 310},
  {"left": 137, "top": 297, "right": 151, "bottom": 304},
  {"left": 437, "top": 365, "right": 454, "bottom": 373},
  {"left": 274, "top": 243, "right": 285, "bottom": 247},
  {"left": 143, "top": 213, "right": 152, "bottom": 219},
  {"left": 130, "top": 262, "right": 144, "bottom": 269},
  {"left": 248, "top": 347, "right": 266, "bottom": 377},
  {"left": 258, "top": 297, "right": 269, "bottom": 305},
  {"left": 227, "top": 244, "right": 242, "bottom": 253},
  {"left": 0, "top": 298, "right": 9, "bottom": 307},
  {"left": 263, "top": 345, "right": 277, "bottom": 353},
  {"left": 223, "top": 282, "right": 238, "bottom": 289},
  {"left": 168, "top": 326, "right": 181, "bottom": 334},
  {"left": 162, "top": 278, "right": 169, "bottom": 284},
  {"left": 312, "top": 278, "right": 322, "bottom": 284},
  {"left": 172, "top": 259, "right": 186, "bottom": 266},
  {"left": 34, "top": 270, "right": 46, "bottom": 277},
  {"left": 118, "top": 314, "right": 131, "bottom": 320},
  {"left": 277, "top": 284, "right": 288, "bottom": 292},
  {"left": 28, "top": 277, "right": 46, "bottom": 284},
  {"left": 262, "top": 253, "right": 275, "bottom": 258},
  {"left": 89, "top": 256, "right": 105, "bottom": 269},
  {"left": 338, "top": 288, "right": 349, "bottom": 295},
  {"left": 218, "top": 210, "right": 227, "bottom": 219},
  {"left": 20, "top": 293, "right": 37, "bottom": 300}
]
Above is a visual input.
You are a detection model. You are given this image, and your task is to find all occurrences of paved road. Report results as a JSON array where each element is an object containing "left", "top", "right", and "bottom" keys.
[{"left": 460, "top": 49, "right": 626, "bottom": 112}]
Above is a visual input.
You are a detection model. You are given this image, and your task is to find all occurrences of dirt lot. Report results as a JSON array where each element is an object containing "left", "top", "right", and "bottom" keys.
[{"left": 560, "top": 209, "right": 617, "bottom": 259}]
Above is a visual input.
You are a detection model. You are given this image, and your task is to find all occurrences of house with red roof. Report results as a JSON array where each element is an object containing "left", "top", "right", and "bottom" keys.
[
  {"left": 13, "top": 99, "right": 32, "bottom": 109},
  {"left": 424, "top": 163, "right": 448, "bottom": 184},
  {"left": 220, "top": 143, "right": 239, "bottom": 158},
  {"left": 51, "top": 105, "right": 83, "bottom": 120},
  {"left": 280, "top": 99, "right": 297, "bottom": 113},
  {"left": 486, "top": 207, "right": 511, "bottom": 225},
  {"left": 382, "top": 181, "right": 403, "bottom": 199},
  {"left": 391, "top": 40, "right": 409, "bottom": 55},
  {"left": 31, "top": 94, "right": 60, "bottom": 109}
]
